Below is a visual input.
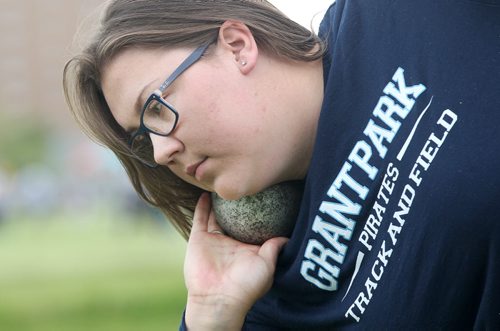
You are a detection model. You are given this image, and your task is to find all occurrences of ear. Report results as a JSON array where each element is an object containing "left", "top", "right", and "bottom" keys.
[{"left": 218, "top": 20, "right": 258, "bottom": 74}]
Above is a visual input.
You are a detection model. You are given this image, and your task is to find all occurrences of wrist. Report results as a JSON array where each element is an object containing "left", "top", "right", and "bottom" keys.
[{"left": 185, "top": 294, "right": 250, "bottom": 331}]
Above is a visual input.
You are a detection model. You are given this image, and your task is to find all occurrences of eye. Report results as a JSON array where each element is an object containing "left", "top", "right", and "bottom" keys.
[
  {"left": 152, "top": 103, "right": 162, "bottom": 114},
  {"left": 147, "top": 100, "right": 163, "bottom": 116}
]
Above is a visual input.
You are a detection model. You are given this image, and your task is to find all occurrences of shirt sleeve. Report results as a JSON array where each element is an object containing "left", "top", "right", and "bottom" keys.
[{"left": 178, "top": 310, "right": 187, "bottom": 331}]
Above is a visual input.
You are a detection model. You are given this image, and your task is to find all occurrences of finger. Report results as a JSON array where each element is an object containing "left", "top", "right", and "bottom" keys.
[
  {"left": 258, "top": 237, "right": 289, "bottom": 269},
  {"left": 190, "top": 192, "right": 211, "bottom": 234},
  {"left": 207, "top": 209, "right": 224, "bottom": 234}
]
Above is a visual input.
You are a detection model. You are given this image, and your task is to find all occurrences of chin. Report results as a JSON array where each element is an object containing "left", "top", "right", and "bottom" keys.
[
  {"left": 215, "top": 189, "right": 245, "bottom": 201},
  {"left": 214, "top": 181, "right": 255, "bottom": 201}
]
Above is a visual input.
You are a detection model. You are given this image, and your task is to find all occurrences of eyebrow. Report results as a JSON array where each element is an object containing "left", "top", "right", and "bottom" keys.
[
  {"left": 134, "top": 78, "right": 158, "bottom": 116},
  {"left": 126, "top": 78, "right": 159, "bottom": 133},
  {"left": 125, "top": 43, "right": 211, "bottom": 133}
]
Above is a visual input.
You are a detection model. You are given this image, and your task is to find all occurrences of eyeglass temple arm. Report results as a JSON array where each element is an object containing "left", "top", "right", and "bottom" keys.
[{"left": 158, "top": 43, "right": 212, "bottom": 93}]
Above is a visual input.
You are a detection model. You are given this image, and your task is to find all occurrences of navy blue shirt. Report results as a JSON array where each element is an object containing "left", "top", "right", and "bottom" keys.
[{"left": 182, "top": 0, "right": 500, "bottom": 329}]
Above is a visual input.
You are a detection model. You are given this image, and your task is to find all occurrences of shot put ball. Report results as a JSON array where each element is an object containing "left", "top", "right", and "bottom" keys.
[{"left": 211, "top": 181, "right": 303, "bottom": 245}]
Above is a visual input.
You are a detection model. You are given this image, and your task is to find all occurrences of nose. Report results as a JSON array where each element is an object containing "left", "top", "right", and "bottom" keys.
[{"left": 149, "top": 133, "right": 184, "bottom": 165}]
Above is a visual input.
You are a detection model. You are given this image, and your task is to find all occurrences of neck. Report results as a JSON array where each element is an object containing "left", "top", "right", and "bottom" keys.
[
  {"left": 271, "top": 57, "right": 325, "bottom": 181},
  {"left": 294, "top": 58, "right": 325, "bottom": 179}
]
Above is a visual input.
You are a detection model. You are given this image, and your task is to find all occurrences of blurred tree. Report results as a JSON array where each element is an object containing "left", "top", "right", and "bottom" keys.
[{"left": 0, "top": 111, "right": 51, "bottom": 171}]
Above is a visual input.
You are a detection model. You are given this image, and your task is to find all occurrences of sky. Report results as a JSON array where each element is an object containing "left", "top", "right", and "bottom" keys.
[{"left": 269, "top": 0, "right": 334, "bottom": 32}]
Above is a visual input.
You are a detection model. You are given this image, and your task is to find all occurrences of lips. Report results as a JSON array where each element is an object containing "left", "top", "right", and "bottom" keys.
[{"left": 186, "top": 158, "right": 207, "bottom": 177}]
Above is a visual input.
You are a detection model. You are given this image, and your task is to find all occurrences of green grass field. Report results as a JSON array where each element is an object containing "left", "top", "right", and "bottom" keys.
[{"left": 0, "top": 210, "right": 187, "bottom": 331}]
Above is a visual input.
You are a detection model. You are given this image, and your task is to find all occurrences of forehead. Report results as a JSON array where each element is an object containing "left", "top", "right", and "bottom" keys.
[{"left": 100, "top": 47, "right": 192, "bottom": 130}]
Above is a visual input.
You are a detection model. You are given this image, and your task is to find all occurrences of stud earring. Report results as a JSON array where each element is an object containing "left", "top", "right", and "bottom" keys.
[{"left": 240, "top": 60, "right": 247, "bottom": 66}]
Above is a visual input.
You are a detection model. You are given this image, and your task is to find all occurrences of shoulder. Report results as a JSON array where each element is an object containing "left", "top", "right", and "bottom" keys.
[{"left": 318, "top": 1, "right": 341, "bottom": 43}]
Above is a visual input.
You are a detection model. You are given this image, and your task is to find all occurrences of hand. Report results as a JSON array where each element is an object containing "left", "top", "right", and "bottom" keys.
[{"left": 184, "top": 193, "right": 288, "bottom": 330}]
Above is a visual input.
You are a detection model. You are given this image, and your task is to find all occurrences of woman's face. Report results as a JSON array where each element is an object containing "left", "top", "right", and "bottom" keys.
[{"left": 101, "top": 38, "right": 321, "bottom": 200}]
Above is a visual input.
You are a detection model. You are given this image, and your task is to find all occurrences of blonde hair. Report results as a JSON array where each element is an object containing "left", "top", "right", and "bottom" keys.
[{"left": 63, "top": 0, "right": 325, "bottom": 240}]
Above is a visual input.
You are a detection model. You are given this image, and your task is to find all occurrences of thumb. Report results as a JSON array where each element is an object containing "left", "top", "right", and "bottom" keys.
[
  {"left": 190, "top": 192, "right": 211, "bottom": 234},
  {"left": 258, "top": 237, "right": 289, "bottom": 268}
]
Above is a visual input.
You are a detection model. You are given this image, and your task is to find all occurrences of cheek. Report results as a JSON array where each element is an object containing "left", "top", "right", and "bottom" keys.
[
  {"left": 186, "top": 96, "right": 241, "bottom": 141},
  {"left": 204, "top": 94, "right": 263, "bottom": 138},
  {"left": 180, "top": 78, "right": 265, "bottom": 150}
]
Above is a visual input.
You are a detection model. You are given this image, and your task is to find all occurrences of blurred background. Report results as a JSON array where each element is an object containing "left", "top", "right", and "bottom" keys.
[{"left": 0, "top": 0, "right": 331, "bottom": 330}]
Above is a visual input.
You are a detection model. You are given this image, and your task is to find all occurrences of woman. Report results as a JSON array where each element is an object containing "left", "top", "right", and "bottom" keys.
[{"left": 64, "top": 0, "right": 500, "bottom": 329}]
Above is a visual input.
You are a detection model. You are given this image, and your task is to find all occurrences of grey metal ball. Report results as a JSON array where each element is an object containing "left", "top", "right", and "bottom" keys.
[{"left": 211, "top": 181, "right": 303, "bottom": 245}]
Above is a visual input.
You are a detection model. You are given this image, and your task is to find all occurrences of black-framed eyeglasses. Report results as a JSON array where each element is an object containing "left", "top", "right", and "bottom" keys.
[{"left": 128, "top": 43, "right": 211, "bottom": 167}]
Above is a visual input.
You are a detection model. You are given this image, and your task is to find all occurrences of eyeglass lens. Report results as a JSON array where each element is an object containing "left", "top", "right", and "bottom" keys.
[
  {"left": 131, "top": 97, "right": 177, "bottom": 166},
  {"left": 143, "top": 97, "right": 177, "bottom": 134}
]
